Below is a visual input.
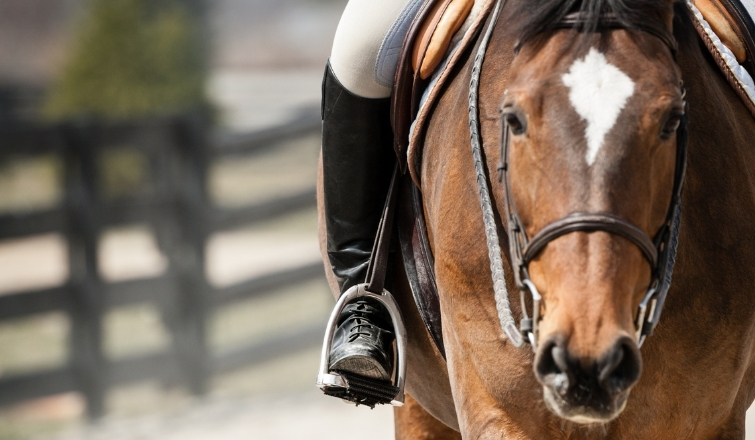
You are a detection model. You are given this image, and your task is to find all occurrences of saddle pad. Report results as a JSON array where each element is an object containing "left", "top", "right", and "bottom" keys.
[{"left": 688, "top": 0, "right": 755, "bottom": 117}]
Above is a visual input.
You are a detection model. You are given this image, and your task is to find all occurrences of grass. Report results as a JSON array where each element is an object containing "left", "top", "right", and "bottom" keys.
[
  {"left": 44, "top": 0, "right": 209, "bottom": 120},
  {"left": 0, "top": 418, "right": 77, "bottom": 440},
  {"left": 103, "top": 304, "right": 173, "bottom": 360},
  {"left": 0, "top": 313, "right": 70, "bottom": 377},
  {"left": 0, "top": 155, "right": 63, "bottom": 214}
]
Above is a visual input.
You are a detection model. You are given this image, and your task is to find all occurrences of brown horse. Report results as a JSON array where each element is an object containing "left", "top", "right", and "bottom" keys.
[{"left": 318, "top": 0, "right": 755, "bottom": 438}]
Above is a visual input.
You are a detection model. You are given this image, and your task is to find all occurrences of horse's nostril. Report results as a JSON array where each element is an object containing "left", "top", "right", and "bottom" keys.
[
  {"left": 598, "top": 336, "right": 642, "bottom": 395},
  {"left": 535, "top": 336, "right": 572, "bottom": 395},
  {"left": 535, "top": 339, "right": 558, "bottom": 377}
]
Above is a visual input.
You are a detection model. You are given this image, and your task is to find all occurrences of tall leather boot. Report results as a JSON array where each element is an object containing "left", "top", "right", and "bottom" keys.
[{"left": 321, "top": 61, "right": 396, "bottom": 381}]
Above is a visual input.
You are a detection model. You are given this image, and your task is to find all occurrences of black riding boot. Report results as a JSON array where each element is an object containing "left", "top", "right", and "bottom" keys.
[{"left": 321, "top": 62, "right": 396, "bottom": 381}]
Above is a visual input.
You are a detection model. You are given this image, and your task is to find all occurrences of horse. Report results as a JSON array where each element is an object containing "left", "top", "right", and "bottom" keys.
[{"left": 318, "top": 0, "right": 755, "bottom": 438}]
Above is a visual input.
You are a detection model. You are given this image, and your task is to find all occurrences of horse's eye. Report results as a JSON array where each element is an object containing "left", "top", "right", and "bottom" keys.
[
  {"left": 660, "top": 113, "right": 682, "bottom": 139},
  {"left": 504, "top": 110, "right": 527, "bottom": 135}
]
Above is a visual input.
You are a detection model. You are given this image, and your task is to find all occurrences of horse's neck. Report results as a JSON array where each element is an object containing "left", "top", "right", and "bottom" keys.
[
  {"left": 665, "top": 12, "right": 755, "bottom": 341},
  {"left": 678, "top": 11, "right": 755, "bottom": 243}
]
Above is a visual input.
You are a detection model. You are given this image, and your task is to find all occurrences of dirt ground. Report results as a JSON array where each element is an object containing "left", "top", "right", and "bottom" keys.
[{"left": 31, "top": 392, "right": 394, "bottom": 440}]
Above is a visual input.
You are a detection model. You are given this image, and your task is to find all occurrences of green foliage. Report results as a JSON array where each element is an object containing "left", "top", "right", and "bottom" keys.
[{"left": 44, "top": 0, "right": 209, "bottom": 120}]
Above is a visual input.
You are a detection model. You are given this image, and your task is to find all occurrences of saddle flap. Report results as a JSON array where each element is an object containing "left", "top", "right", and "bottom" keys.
[{"left": 397, "top": 175, "right": 445, "bottom": 358}]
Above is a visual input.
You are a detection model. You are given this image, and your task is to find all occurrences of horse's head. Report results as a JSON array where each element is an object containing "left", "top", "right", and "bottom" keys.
[{"left": 502, "top": 0, "right": 683, "bottom": 423}]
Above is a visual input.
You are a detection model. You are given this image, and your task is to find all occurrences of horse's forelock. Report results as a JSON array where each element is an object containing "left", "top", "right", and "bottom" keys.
[{"left": 511, "top": 0, "right": 674, "bottom": 50}]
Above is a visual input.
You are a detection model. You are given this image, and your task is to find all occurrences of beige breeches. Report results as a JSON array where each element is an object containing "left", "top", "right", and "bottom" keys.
[{"left": 330, "top": 0, "right": 421, "bottom": 98}]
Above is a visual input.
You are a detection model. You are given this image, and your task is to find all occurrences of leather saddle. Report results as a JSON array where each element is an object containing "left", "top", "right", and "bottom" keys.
[{"left": 391, "top": 0, "right": 481, "bottom": 170}]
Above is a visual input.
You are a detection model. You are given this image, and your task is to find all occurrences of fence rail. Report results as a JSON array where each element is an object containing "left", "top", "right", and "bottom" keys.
[{"left": 0, "top": 108, "right": 323, "bottom": 418}]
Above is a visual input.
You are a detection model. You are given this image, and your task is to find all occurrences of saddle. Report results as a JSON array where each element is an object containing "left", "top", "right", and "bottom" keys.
[
  {"left": 388, "top": 0, "right": 755, "bottom": 360},
  {"left": 391, "top": 0, "right": 492, "bottom": 170},
  {"left": 389, "top": 0, "right": 496, "bottom": 357}
]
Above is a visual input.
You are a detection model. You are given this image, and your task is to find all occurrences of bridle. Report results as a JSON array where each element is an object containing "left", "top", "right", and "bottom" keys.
[
  {"left": 502, "top": 10, "right": 688, "bottom": 349},
  {"left": 468, "top": 1, "right": 688, "bottom": 351}
]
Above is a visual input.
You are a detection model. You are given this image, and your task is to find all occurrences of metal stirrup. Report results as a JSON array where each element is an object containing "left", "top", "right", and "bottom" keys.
[
  {"left": 316, "top": 284, "right": 407, "bottom": 406},
  {"left": 316, "top": 166, "right": 407, "bottom": 406}
]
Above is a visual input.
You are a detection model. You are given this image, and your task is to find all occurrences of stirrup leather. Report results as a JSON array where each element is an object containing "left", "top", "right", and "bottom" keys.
[{"left": 316, "top": 284, "right": 407, "bottom": 407}]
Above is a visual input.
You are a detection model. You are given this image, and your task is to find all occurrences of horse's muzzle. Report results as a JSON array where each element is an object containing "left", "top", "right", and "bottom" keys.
[{"left": 534, "top": 334, "right": 642, "bottom": 423}]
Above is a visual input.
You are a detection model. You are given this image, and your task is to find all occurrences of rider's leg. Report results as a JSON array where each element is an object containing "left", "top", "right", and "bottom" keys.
[
  {"left": 330, "top": 0, "right": 420, "bottom": 99},
  {"left": 322, "top": 0, "right": 418, "bottom": 382},
  {"left": 322, "top": 65, "right": 396, "bottom": 380}
]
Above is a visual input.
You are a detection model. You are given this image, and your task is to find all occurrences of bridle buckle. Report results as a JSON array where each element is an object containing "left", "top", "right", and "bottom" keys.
[
  {"left": 635, "top": 282, "right": 660, "bottom": 347},
  {"left": 520, "top": 279, "right": 542, "bottom": 348}
]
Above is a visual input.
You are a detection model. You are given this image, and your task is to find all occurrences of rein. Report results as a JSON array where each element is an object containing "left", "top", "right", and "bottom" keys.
[
  {"left": 469, "top": 1, "right": 688, "bottom": 350},
  {"left": 469, "top": 0, "right": 522, "bottom": 346}
]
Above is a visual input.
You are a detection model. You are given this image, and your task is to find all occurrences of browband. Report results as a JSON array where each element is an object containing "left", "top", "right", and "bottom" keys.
[{"left": 554, "top": 11, "right": 679, "bottom": 58}]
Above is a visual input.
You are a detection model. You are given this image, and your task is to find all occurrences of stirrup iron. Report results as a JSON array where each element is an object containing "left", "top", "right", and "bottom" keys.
[
  {"left": 316, "top": 283, "right": 407, "bottom": 407},
  {"left": 317, "top": 164, "right": 403, "bottom": 407}
]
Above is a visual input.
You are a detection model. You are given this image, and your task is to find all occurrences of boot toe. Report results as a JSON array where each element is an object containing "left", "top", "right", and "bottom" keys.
[{"left": 329, "top": 342, "right": 392, "bottom": 381}]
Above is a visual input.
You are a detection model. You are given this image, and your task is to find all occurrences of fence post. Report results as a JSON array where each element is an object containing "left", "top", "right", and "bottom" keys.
[
  {"left": 64, "top": 122, "right": 106, "bottom": 419},
  {"left": 172, "top": 114, "right": 211, "bottom": 395}
]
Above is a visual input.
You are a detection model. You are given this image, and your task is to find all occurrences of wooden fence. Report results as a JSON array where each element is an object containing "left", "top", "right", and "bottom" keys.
[{"left": 0, "top": 108, "right": 323, "bottom": 418}]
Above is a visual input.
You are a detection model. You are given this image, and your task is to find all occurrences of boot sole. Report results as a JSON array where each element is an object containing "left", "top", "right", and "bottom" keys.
[{"left": 330, "top": 355, "right": 391, "bottom": 381}]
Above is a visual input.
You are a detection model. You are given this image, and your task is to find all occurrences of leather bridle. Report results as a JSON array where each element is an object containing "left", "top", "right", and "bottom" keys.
[{"left": 497, "top": 11, "right": 689, "bottom": 348}]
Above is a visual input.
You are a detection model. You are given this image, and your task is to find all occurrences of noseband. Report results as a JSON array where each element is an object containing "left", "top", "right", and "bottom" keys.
[{"left": 467, "top": 1, "right": 688, "bottom": 351}]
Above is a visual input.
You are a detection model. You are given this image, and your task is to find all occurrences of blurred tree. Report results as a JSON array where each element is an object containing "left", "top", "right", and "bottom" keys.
[{"left": 43, "top": 0, "right": 209, "bottom": 120}]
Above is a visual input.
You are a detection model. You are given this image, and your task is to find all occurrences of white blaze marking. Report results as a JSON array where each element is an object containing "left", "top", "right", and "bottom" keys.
[{"left": 561, "top": 48, "right": 635, "bottom": 166}]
